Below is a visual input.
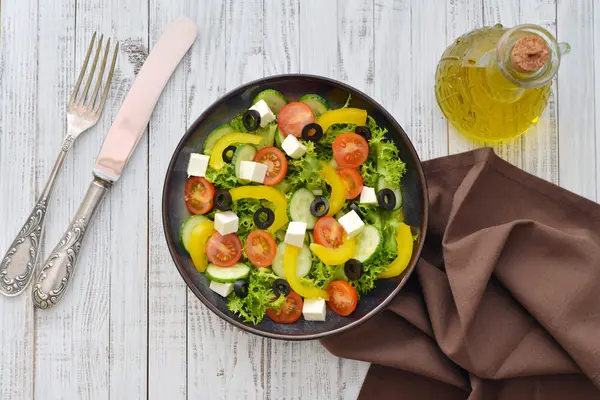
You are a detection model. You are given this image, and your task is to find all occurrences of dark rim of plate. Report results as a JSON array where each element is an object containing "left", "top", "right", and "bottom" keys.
[{"left": 162, "top": 73, "right": 429, "bottom": 341}]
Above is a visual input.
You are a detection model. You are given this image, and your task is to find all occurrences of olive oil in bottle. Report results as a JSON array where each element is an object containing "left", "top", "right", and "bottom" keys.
[{"left": 435, "top": 24, "right": 570, "bottom": 142}]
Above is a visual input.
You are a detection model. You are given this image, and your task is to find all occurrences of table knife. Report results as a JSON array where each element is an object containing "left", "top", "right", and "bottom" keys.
[{"left": 31, "top": 18, "right": 198, "bottom": 309}]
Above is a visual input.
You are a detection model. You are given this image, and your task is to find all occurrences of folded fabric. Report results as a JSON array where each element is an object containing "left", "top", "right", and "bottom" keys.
[{"left": 321, "top": 148, "right": 600, "bottom": 400}]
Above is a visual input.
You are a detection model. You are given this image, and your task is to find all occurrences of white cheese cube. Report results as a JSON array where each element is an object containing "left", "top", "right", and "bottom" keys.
[
  {"left": 285, "top": 221, "right": 307, "bottom": 247},
  {"left": 312, "top": 189, "right": 323, "bottom": 196},
  {"left": 281, "top": 135, "right": 307, "bottom": 159},
  {"left": 303, "top": 298, "right": 327, "bottom": 321},
  {"left": 209, "top": 281, "right": 234, "bottom": 297},
  {"left": 338, "top": 210, "right": 365, "bottom": 238},
  {"left": 249, "top": 99, "right": 276, "bottom": 127},
  {"left": 187, "top": 153, "right": 210, "bottom": 177},
  {"left": 214, "top": 211, "right": 239, "bottom": 236},
  {"left": 239, "top": 161, "right": 268, "bottom": 183},
  {"left": 359, "top": 186, "right": 378, "bottom": 205}
]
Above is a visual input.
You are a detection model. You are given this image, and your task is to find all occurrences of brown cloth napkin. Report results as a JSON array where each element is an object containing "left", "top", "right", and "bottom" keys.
[{"left": 321, "top": 148, "right": 600, "bottom": 400}]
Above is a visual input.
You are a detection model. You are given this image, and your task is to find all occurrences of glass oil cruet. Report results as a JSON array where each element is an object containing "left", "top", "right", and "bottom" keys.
[{"left": 434, "top": 24, "right": 570, "bottom": 142}]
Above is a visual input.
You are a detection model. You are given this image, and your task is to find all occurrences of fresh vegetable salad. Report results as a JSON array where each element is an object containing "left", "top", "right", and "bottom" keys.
[{"left": 180, "top": 89, "right": 415, "bottom": 325}]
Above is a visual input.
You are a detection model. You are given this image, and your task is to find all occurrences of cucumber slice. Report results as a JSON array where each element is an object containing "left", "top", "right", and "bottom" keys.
[
  {"left": 274, "top": 128, "right": 286, "bottom": 148},
  {"left": 376, "top": 176, "right": 402, "bottom": 210},
  {"left": 273, "top": 179, "right": 291, "bottom": 194},
  {"left": 203, "top": 124, "right": 236, "bottom": 155},
  {"left": 255, "top": 124, "right": 277, "bottom": 150},
  {"left": 288, "top": 188, "right": 318, "bottom": 229},
  {"left": 205, "top": 263, "right": 251, "bottom": 283},
  {"left": 299, "top": 94, "right": 329, "bottom": 117},
  {"left": 180, "top": 215, "right": 209, "bottom": 252},
  {"left": 233, "top": 144, "right": 257, "bottom": 179},
  {"left": 353, "top": 225, "right": 383, "bottom": 263},
  {"left": 253, "top": 89, "right": 288, "bottom": 114},
  {"left": 271, "top": 242, "right": 312, "bottom": 278}
]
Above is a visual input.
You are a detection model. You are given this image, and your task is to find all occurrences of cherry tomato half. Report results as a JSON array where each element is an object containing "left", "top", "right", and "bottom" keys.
[
  {"left": 313, "top": 216, "right": 344, "bottom": 248},
  {"left": 184, "top": 176, "right": 215, "bottom": 215},
  {"left": 277, "top": 102, "right": 315, "bottom": 138},
  {"left": 253, "top": 146, "right": 288, "bottom": 185},
  {"left": 332, "top": 133, "right": 369, "bottom": 168},
  {"left": 245, "top": 230, "right": 277, "bottom": 267},
  {"left": 266, "top": 291, "right": 303, "bottom": 323},
  {"left": 326, "top": 280, "right": 358, "bottom": 317},
  {"left": 337, "top": 167, "right": 364, "bottom": 200},
  {"left": 206, "top": 232, "right": 242, "bottom": 267}
]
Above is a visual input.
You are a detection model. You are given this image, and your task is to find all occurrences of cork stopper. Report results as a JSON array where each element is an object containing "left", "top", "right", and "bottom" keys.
[{"left": 510, "top": 35, "right": 549, "bottom": 72}]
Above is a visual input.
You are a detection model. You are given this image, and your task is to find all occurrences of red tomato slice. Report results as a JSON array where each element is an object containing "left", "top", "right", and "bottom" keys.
[
  {"left": 266, "top": 291, "right": 303, "bottom": 323},
  {"left": 337, "top": 167, "right": 364, "bottom": 200},
  {"left": 326, "top": 280, "right": 358, "bottom": 317},
  {"left": 313, "top": 216, "right": 344, "bottom": 248},
  {"left": 332, "top": 133, "right": 369, "bottom": 168},
  {"left": 184, "top": 177, "right": 215, "bottom": 215},
  {"left": 245, "top": 230, "right": 277, "bottom": 267},
  {"left": 277, "top": 102, "right": 315, "bottom": 138},
  {"left": 206, "top": 232, "right": 242, "bottom": 267},
  {"left": 253, "top": 146, "right": 288, "bottom": 185}
]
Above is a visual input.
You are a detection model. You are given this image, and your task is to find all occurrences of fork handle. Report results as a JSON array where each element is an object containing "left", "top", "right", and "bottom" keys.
[
  {"left": 32, "top": 176, "right": 110, "bottom": 309},
  {"left": 0, "top": 135, "right": 75, "bottom": 296}
]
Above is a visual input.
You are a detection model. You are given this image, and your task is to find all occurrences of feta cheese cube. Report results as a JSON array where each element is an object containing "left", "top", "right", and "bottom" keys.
[
  {"left": 303, "top": 298, "right": 327, "bottom": 321},
  {"left": 285, "top": 221, "right": 307, "bottom": 247},
  {"left": 239, "top": 161, "right": 268, "bottom": 183},
  {"left": 359, "top": 186, "right": 378, "bottom": 205},
  {"left": 209, "top": 281, "right": 234, "bottom": 297},
  {"left": 249, "top": 99, "right": 276, "bottom": 127},
  {"left": 187, "top": 153, "right": 210, "bottom": 177},
  {"left": 281, "top": 135, "right": 307, "bottom": 159},
  {"left": 312, "top": 189, "right": 323, "bottom": 196},
  {"left": 338, "top": 210, "right": 365, "bottom": 238},
  {"left": 214, "top": 211, "right": 239, "bottom": 236}
]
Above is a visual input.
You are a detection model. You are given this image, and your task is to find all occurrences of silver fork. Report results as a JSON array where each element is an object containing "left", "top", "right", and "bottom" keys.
[{"left": 0, "top": 33, "right": 119, "bottom": 297}]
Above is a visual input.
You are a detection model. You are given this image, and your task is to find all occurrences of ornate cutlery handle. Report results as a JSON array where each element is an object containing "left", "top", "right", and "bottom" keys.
[
  {"left": 0, "top": 135, "right": 74, "bottom": 296},
  {"left": 32, "top": 177, "right": 110, "bottom": 309}
]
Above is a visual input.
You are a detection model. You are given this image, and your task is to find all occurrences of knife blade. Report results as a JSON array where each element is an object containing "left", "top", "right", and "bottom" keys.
[{"left": 93, "top": 17, "right": 197, "bottom": 182}]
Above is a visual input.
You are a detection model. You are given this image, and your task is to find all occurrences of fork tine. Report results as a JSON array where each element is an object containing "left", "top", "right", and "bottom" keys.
[
  {"left": 89, "top": 38, "right": 111, "bottom": 109},
  {"left": 95, "top": 41, "right": 119, "bottom": 113},
  {"left": 69, "top": 32, "right": 97, "bottom": 105},
  {"left": 78, "top": 34, "right": 104, "bottom": 105}
]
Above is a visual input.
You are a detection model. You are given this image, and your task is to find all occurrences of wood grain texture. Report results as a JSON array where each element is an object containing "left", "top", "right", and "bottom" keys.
[
  {"left": 595, "top": 0, "right": 600, "bottom": 200},
  {"left": 0, "top": 0, "right": 37, "bottom": 398},
  {"left": 557, "top": 0, "right": 597, "bottom": 200}
]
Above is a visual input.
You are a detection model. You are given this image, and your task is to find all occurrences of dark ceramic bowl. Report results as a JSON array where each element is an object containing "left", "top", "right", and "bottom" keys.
[{"left": 162, "top": 74, "right": 428, "bottom": 340}]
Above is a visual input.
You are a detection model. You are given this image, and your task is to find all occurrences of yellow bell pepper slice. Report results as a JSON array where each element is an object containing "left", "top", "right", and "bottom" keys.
[
  {"left": 209, "top": 132, "right": 263, "bottom": 170},
  {"left": 320, "top": 162, "right": 346, "bottom": 216},
  {"left": 310, "top": 234, "right": 356, "bottom": 266},
  {"left": 317, "top": 108, "right": 368, "bottom": 133},
  {"left": 379, "top": 223, "right": 414, "bottom": 279},
  {"left": 229, "top": 185, "right": 288, "bottom": 233},
  {"left": 284, "top": 245, "right": 329, "bottom": 300},
  {"left": 188, "top": 220, "right": 215, "bottom": 273}
]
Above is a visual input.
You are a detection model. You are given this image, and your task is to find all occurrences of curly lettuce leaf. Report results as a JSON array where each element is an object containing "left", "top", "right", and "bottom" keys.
[
  {"left": 231, "top": 198, "right": 263, "bottom": 243},
  {"left": 287, "top": 141, "right": 327, "bottom": 193},
  {"left": 229, "top": 113, "right": 249, "bottom": 133},
  {"left": 366, "top": 116, "right": 407, "bottom": 189},
  {"left": 205, "top": 163, "right": 239, "bottom": 190},
  {"left": 305, "top": 255, "right": 344, "bottom": 290},
  {"left": 227, "top": 268, "right": 285, "bottom": 325},
  {"left": 360, "top": 160, "right": 378, "bottom": 187}
]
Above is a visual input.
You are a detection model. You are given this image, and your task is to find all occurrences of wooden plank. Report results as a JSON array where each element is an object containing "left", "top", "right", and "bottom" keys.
[
  {"left": 147, "top": 2, "right": 189, "bottom": 399},
  {"left": 521, "top": 0, "right": 559, "bottom": 184},
  {"left": 557, "top": 0, "right": 596, "bottom": 200},
  {"left": 406, "top": 0, "right": 449, "bottom": 160},
  {"left": 595, "top": 0, "right": 600, "bottom": 200},
  {"left": 0, "top": 0, "right": 37, "bottom": 398},
  {"left": 263, "top": 0, "right": 299, "bottom": 77},
  {"left": 299, "top": 0, "right": 338, "bottom": 78}
]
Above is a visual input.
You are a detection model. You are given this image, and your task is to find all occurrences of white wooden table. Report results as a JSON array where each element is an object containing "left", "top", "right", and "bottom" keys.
[{"left": 1, "top": 0, "right": 598, "bottom": 398}]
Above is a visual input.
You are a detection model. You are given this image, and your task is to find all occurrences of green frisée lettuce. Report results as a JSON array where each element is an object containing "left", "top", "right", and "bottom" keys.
[
  {"left": 231, "top": 198, "right": 263, "bottom": 243},
  {"left": 287, "top": 141, "right": 327, "bottom": 193},
  {"left": 205, "top": 163, "right": 239, "bottom": 190},
  {"left": 227, "top": 268, "right": 286, "bottom": 324},
  {"left": 229, "top": 113, "right": 249, "bottom": 133},
  {"left": 305, "top": 256, "right": 345, "bottom": 290},
  {"left": 367, "top": 116, "right": 407, "bottom": 189}
]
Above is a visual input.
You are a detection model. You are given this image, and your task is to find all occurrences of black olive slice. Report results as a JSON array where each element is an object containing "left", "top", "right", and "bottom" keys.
[
  {"left": 272, "top": 279, "right": 291, "bottom": 297},
  {"left": 243, "top": 109, "right": 261, "bottom": 131},
  {"left": 344, "top": 259, "right": 363, "bottom": 281},
  {"left": 222, "top": 145, "right": 237, "bottom": 163},
  {"left": 377, "top": 188, "right": 396, "bottom": 211},
  {"left": 354, "top": 126, "right": 372, "bottom": 141},
  {"left": 214, "top": 189, "right": 233, "bottom": 211},
  {"left": 349, "top": 203, "right": 363, "bottom": 219},
  {"left": 254, "top": 207, "right": 275, "bottom": 229},
  {"left": 234, "top": 280, "right": 249, "bottom": 298},
  {"left": 301, "top": 123, "right": 324, "bottom": 142},
  {"left": 310, "top": 197, "right": 330, "bottom": 217}
]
